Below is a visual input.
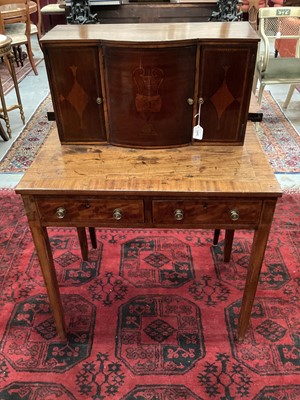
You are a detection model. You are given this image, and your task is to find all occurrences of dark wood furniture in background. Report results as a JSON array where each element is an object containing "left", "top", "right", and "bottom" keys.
[
  {"left": 94, "top": 0, "right": 217, "bottom": 23},
  {"left": 64, "top": 0, "right": 218, "bottom": 24},
  {"left": 16, "top": 123, "right": 282, "bottom": 341},
  {"left": 41, "top": 0, "right": 218, "bottom": 33},
  {"left": 41, "top": 22, "right": 259, "bottom": 147}
]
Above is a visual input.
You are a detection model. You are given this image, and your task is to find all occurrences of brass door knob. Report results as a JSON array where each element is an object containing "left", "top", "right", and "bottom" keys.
[
  {"left": 113, "top": 208, "right": 122, "bottom": 220},
  {"left": 96, "top": 97, "right": 103, "bottom": 105},
  {"left": 174, "top": 209, "right": 184, "bottom": 221},
  {"left": 230, "top": 209, "right": 239, "bottom": 221},
  {"left": 187, "top": 98, "right": 194, "bottom": 105},
  {"left": 56, "top": 207, "right": 66, "bottom": 219}
]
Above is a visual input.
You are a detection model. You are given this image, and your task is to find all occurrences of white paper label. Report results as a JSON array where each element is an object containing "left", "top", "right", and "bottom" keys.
[{"left": 193, "top": 124, "right": 203, "bottom": 140}]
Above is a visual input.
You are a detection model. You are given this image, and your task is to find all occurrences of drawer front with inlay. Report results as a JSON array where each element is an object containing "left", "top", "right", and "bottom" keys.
[
  {"left": 36, "top": 198, "right": 144, "bottom": 224},
  {"left": 152, "top": 200, "right": 262, "bottom": 225}
]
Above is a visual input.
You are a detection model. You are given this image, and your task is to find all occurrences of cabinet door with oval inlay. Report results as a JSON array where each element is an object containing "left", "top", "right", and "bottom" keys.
[
  {"left": 197, "top": 44, "right": 257, "bottom": 144},
  {"left": 103, "top": 45, "right": 196, "bottom": 148},
  {"left": 44, "top": 46, "right": 106, "bottom": 143}
]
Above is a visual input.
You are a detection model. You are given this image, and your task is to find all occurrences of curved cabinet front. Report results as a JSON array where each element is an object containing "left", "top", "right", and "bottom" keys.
[
  {"left": 104, "top": 45, "right": 196, "bottom": 148},
  {"left": 42, "top": 23, "right": 259, "bottom": 147}
]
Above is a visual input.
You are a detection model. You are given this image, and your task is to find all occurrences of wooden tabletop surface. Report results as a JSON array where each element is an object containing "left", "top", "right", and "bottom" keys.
[
  {"left": 16, "top": 123, "right": 282, "bottom": 198},
  {"left": 0, "top": 1, "right": 37, "bottom": 18},
  {"left": 40, "top": 21, "right": 259, "bottom": 45}
]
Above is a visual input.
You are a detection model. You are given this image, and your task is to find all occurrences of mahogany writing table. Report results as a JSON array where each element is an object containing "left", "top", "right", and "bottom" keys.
[{"left": 16, "top": 123, "right": 282, "bottom": 341}]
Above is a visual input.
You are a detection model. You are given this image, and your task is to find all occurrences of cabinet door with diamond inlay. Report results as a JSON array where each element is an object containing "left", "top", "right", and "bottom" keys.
[
  {"left": 44, "top": 46, "right": 106, "bottom": 143},
  {"left": 197, "top": 44, "right": 257, "bottom": 144}
]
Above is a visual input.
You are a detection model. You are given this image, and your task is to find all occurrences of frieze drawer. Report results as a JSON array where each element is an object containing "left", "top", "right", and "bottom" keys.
[
  {"left": 152, "top": 200, "right": 262, "bottom": 225},
  {"left": 36, "top": 198, "right": 144, "bottom": 224}
]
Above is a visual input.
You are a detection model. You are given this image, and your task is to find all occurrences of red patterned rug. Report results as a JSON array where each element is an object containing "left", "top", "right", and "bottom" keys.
[{"left": 0, "top": 190, "right": 299, "bottom": 399}]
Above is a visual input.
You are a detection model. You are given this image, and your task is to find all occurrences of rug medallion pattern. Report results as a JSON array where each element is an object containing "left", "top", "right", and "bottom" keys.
[
  {"left": 227, "top": 298, "right": 300, "bottom": 375},
  {"left": 116, "top": 294, "right": 205, "bottom": 374},
  {"left": 212, "top": 238, "right": 290, "bottom": 291},
  {"left": 120, "top": 236, "right": 194, "bottom": 287},
  {"left": 0, "top": 294, "right": 95, "bottom": 372},
  {"left": 0, "top": 382, "right": 76, "bottom": 399},
  {"left": 28, "top": 230, "right": 102, "bottom": 287},
  {"left": 122, "top": 385, "right": 202, "bottom": 399}
]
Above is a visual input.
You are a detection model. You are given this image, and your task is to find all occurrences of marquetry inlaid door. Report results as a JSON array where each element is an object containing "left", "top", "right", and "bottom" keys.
[
  {"left": 197, "top": 44, "right": 257, "bottom": 144},
  {"left": 103, "top": 46, "right": 197, "bottom": 148},
  {"left": 44, "top": 47, "right": 106, "bottom": 143}
]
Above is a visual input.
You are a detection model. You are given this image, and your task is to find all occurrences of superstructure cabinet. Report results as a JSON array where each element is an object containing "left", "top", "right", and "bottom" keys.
[{"left": 42, "top": 23, "right": 259, "bottom": 147}]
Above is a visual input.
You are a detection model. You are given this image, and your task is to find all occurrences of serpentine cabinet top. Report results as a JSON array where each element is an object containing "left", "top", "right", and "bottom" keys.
[{"left": 40, "top": 21, "right": 259, "bottom": 45}]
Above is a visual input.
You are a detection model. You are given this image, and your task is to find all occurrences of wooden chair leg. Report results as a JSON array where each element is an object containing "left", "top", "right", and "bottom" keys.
[
  {"left": 0, "top": 121, "right": 9, "bottom": 141},
  {"left": 283, "top": 84, "right": 295, "bottom": 109},
  {"left": 25, "top": 42, "right": 38, "bottom": 75},
  {"left": 7, "top": 53, "right": 25, "bottom": 125},
  {"left": 17, "top": 45, "right": 24, "bottom": 67},
  {"left": 257, "top": 82, "right": 266, "bottom": 105},
  {"left": 0, "top": 72, "right": 12, "bottom": 138},
  {"left": 12, "top": 46, "right": 20, "bottom": 67}
]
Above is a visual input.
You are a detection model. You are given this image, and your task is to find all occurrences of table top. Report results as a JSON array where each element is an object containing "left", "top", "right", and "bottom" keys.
[
  {"left": 0, "top": 1, "right": 37, "bottom": 19},
  {"left": 16, "top": 123, "right": 282, "bottom": 198}
]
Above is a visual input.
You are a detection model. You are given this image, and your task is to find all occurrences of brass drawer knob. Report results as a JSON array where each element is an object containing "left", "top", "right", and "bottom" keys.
[
  {"left": 230, "top": 209, "right": 239, "bottom": 221},
  {"left": 174, "top": 209, "right": 184, "bottom": 221},
  {"left": 187, "top": 98, "right": 194, "bottom": 105},
  {"left": 113, "top": 208, "right": 122, "bottom": 220},
  {"left": 56, "top": 207, "right": 66, "bottom": 219}
]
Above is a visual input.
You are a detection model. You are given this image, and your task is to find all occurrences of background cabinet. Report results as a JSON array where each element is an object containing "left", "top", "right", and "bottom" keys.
[{"left": 42, "top": 22, "right": 259, "bottom": 147}]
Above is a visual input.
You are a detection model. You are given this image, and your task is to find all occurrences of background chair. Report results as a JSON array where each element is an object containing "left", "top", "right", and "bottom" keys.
[
  {"left": 0, "top": 34, "right": 25, "bottom": 139},
  {"left": 31, "top": 0, "right": 42, "bottom": 38},
  {"left": 253, "top": 6, "right": 300, "bottom": 108},
  {"left": 239, "top": 0, "right": 267, "bottom": 30},
  {"left": 0, "top": 0, "right": 40, "bottom": 75},
  {"left": 40, "top": 0, "right": 65, "bottom": 34}
]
